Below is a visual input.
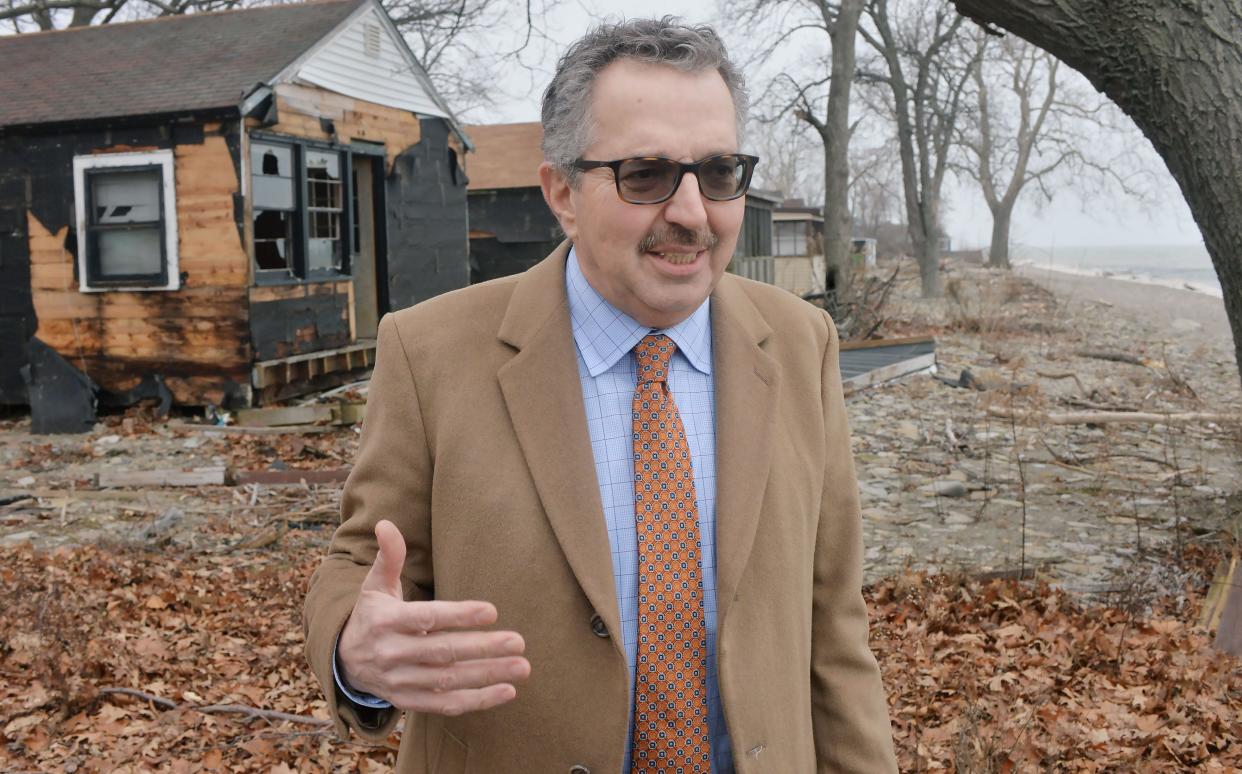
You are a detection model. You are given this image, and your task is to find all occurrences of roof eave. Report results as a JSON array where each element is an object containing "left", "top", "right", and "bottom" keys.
[{"left": 0, "top": 105, "right": 240, "bottom": 136}]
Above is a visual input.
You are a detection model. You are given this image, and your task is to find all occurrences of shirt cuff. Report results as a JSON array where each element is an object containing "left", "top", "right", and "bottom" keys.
[{"left": 333, "top": 633, "right": 393, "bottom": 709}]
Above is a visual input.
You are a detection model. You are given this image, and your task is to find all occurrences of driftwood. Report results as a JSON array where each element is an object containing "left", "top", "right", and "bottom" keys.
[
  {"left": 1036, "top": 370, "right": 1088, "bottom": 397},
  {"left": 1075, "top": 350, "right": 1157, "bottom": 367},
  {"left": 990, "top": 407, "right": 1242, "bottom": 426},
  {"left": 99, "top": 686, "right": 331, "bottom": 726}
]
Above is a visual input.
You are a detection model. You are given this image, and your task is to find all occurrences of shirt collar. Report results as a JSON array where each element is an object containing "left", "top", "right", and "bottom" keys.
[{"left": 566, "top": 245, "right": 713, "bottom": 378}]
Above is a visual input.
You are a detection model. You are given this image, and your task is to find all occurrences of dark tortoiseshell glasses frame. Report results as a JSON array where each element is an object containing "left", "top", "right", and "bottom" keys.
[{"left": 571, "top": 153, "right": 760, "bottom": 205}]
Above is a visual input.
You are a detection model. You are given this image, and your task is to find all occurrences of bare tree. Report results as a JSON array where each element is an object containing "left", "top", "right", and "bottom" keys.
[
  {"left": 724, "top": 0, "right": 865, "bottom": 305},
  {"left": 951, "top": 0, "right": 1242, "bottom": 388},
  {"left": 959, "top": 32, "right": 1131, "bottom": 268},
  {"left": 848, "top": 135, "right": 902, "bottom": 240},
  {"left": 748, "top": 115, "right": 826, "bottom": 206},
  {"left": 857, "top": 0, "right": 978, "bottom": 298}
]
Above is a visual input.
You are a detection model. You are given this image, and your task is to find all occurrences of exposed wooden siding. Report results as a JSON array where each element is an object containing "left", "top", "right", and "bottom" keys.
[
  {"left": 27, "top": 130, "right": 251, "bottom": 405},
  {"left": 175, "top": 135, "right": 249, "bottom": 287},
  {"left": 293, "top": 6, "right": 447, "bottom": 119},
  {"left": 269, "top": 82, "right": 421, "bottom": 171}
]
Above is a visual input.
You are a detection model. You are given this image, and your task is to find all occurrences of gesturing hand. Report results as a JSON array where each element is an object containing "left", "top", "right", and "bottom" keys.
[{"left": 336, "top": 520, "right": 530, "bottom": 715}]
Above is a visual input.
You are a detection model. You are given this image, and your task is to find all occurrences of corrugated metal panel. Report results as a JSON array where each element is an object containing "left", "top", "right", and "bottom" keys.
[
  {"left": 839, "top": 341, "right": 935, "bottom": 380},
  {"left": 295, "top": 7, "right": 447, "bottom": 118}
]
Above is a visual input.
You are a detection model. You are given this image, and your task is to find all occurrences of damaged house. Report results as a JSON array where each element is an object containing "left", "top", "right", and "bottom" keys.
[{"left": 0, "top": 0, "right": 472, "bottom": 432}]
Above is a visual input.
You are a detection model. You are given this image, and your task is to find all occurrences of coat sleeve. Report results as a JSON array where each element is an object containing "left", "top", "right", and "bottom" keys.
[
  {"left": 303, "top": 312, "right": 435, "bottom": 741},
  {"left": 810, "top": 310, "right": 899, "bottom": 772}
]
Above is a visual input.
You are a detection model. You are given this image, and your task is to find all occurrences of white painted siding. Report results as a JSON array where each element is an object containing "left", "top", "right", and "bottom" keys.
[{"left": 293, "top": 7, "right": 447, "bottom": 118}]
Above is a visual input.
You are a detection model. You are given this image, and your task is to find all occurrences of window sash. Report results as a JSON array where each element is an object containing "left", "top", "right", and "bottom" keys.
[
  {"left": 250, "top": 136, "right": 353, "bottom": 280},
  {"left": 83, "top": 165, "right": 168, "bottom": 286}
]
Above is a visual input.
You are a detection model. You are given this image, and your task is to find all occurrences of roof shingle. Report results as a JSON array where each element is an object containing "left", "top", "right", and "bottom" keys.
[{"left": 0, "top": 0, "right": 364, "bottom": 129}]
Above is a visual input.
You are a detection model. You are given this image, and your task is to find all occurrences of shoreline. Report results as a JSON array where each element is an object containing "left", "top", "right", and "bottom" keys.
[
  {"left": 1013, "top": 261, "right": 1234, "bottom": 348},
  {"left": 1012, "top": 258, "right": 1223, "bottom": 299}
]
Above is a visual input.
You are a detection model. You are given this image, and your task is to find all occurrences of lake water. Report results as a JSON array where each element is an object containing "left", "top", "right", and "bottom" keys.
[{"left": 1011, "top": 243, "right": 1222, "bottom": 298}]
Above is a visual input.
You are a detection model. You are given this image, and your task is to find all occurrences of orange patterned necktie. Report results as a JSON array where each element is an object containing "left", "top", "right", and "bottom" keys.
[{"left": 631, "top": 334, "right": 711, "bottom": 772}]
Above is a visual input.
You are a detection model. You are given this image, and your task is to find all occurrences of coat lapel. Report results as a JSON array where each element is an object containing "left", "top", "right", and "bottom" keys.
[
  {"left": 496, "top": 244, "right": 623, "bottom": 652},
  {"left": 711, "top": 277, "right": 780, "bottom": 630}
]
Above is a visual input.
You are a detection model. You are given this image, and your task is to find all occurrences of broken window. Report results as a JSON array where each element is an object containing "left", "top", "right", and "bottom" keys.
[
  {"left": 251, "top": 141, "right": 297, "bottom": 274},
  {"left": 306, "top": 150, "right": 344, "bottom": 274},
  {"left": 250, "top": 137, "right": 352, "bottom": 281},
  {"left": 73, "top": 149, "right": 178, "bottom": 291}
]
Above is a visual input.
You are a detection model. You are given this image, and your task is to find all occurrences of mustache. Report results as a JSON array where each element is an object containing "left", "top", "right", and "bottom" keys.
[{"left": 638, "top": 225, "right": 718, "bottom": 254}]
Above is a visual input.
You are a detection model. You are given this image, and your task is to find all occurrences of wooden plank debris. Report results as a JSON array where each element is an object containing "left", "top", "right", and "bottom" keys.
[
  {"left": 233, "top": 468, "right": 352, "bottom": 486},
  {"left": 170, "top": 422, "right": 338, "bottom": 435},
  {"left": 234, "top": 405, "right": 335, "bottom": 427},
  {"left": 1205, "top": 556, "right": 1242, "bottom": 656},
  {"left": 97, "top": 467, "right": 227, "bottom": 488},
  {"left": 233, "top": 401, "right": 367, "bottom": 428}
]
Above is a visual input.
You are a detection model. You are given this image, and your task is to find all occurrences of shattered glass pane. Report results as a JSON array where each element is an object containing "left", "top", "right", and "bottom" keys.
[
  {"left": 251, "top": 142, "right": 295, "bottom": 210},
  {"left": 254, "top": 210, "right": 294, "bottom": 271}
]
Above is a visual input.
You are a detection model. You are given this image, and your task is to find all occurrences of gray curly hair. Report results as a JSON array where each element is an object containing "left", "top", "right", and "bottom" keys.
[{"left": 540, "top": 16, "right": 748, "bottom": 184}]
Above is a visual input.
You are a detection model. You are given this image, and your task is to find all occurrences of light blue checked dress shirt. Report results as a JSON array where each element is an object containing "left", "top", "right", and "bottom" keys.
[
  {"left": 565, "top": 248, "right": 734, "bottom": 774},
  {"left": 337, "top": 249, "right": 734, "bottom": 771}
]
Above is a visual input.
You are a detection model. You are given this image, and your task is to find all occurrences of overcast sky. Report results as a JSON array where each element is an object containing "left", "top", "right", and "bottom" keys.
[{"left": 485, "top": 0, "right": 1204, "bottom": 251}]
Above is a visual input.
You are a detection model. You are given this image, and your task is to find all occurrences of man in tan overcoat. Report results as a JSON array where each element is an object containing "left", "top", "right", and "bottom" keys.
[{"left": 304, "top": 17, "right": 897, "bottom": 773}]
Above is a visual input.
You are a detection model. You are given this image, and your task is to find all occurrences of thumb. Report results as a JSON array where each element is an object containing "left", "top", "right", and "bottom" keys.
[{"left": 360, "top": 519, "right": 406, "bottom": 597}]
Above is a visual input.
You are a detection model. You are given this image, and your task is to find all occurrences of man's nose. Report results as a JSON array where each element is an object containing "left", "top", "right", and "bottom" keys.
[{"left": 661, "top": 171, "right": 709, "bottom": 231}]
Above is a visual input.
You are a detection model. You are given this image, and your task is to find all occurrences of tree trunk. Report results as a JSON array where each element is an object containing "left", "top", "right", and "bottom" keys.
[
  {"left": 988, "top": 202, "right": 1013, "bottom": 268},
  {"left": 821, "top": 0, "right": 865, "bottom": 301},
  {"left": 917, "top": 233, "right": 942, "bottom": 297},
  {"left": 953, "top": 0, "right": 1242, "bottom": 388}
]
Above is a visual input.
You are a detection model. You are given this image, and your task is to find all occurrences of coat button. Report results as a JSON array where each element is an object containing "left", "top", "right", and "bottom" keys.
[
  {"left": 589, "top": 614, "right": 608, "bottom": 638},
  {"left": 569, "top": 766, "right": 590, "bottom": 774}
]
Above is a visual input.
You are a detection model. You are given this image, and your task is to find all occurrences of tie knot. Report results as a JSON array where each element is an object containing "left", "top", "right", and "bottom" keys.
[{"left": 634, "top": 334, "right": 676, "bottom": 384}]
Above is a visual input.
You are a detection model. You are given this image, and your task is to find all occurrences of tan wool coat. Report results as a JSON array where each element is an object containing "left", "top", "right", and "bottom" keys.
[{"left": 303, "top": 243, "right": 898, "bottom": 773}]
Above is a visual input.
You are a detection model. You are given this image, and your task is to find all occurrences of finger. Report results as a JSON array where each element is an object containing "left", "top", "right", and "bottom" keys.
[
  {"left": 394, "top": 599, "right": 500, "bottom": 634},
  {"left": 360, "top": 520, "right": 406, "bottom": 597},
  {"left": 404, "top": 630, "right": 526, "bottom": 666},
  {"left": 396, "top": 683, "right": 520, "bottom": 717},
  {"left": 390, "top": 655, "right": 531, "bottom": 693}
]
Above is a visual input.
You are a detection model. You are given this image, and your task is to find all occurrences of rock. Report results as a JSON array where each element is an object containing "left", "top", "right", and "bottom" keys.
[
  {"left": 945, "top": 512, "right": 976, "bottom": 525},
  {"left": 96, "top": 434, "right": 122, "bottom": 445},
  {"left": 16, "top": 475, "right": 35, "bottom": 487},
  {"left": 924, "top": 480, "right": 968, "bottom": 498},
  {"left": 1170, "top": 318, "right": 1201, "bottom": 333},
  {"left": 2, "top": 531, "right": 37, "bottom": 545},
  {"left": 896, "top": 422, "right": 922, "bottom": 441}
]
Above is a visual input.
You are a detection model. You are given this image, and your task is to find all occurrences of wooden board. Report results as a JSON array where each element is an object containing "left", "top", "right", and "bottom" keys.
[
  {"left": 842, "top": 352, "right": 937, "bottom": 396},
  {"left": 97, "top": 466, "right": 228, "bottom": 488},
  {"left": 233, "top": 468, "right": 352, "bottom": 486},
  {"left": 235, "top": 404, "right": 335, "bottom": 427}
]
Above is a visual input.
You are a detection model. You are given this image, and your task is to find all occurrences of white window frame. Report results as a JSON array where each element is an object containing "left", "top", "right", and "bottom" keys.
[{"left": 73, "top": 149, "right": 180, "bottom": 292}]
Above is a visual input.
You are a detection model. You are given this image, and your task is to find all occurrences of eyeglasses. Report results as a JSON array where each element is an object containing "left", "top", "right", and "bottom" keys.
[{"left": 571, "top": 153, "right": 759, "bottom": 205}]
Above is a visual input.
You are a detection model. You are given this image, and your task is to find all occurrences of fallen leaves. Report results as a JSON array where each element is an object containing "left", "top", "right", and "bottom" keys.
[
  {"left": 1, "top": 535, "right": 1238, "bottom": 771},
  {"left": 869, "top": 551, "right": 1242, "bottom": 771}
]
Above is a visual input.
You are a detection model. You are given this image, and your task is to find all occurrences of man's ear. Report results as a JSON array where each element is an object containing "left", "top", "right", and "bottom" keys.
[{"left": 539, "top": 161, "right": 577, "bottom": 241}]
